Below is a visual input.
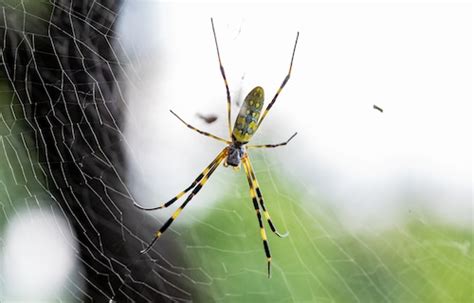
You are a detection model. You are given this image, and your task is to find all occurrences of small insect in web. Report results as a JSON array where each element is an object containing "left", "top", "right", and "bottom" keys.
[
  {"left": 135, "top": 18, "right": 299, "bottom": 278},
  {"left": 373, "top": 104, "right": 383, "bottom": 113},
  {"left": 196, "top": 112, "right": 218, "bottom": 124}
]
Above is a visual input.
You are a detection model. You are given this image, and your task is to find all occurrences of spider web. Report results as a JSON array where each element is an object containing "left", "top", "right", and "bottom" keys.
[{"left": 0, "top": 1, "right": 472, "bottom": 302}]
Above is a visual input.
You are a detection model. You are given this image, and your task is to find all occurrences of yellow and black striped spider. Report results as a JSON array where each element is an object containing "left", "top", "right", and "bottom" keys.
[{"left": 136, "top": 18, "right": 299, "bottom": 278}]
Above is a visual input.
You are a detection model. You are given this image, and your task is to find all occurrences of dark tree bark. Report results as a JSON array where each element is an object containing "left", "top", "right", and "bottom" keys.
[{"left": 0, "top": 1, "right": 194, "bottom": 301}]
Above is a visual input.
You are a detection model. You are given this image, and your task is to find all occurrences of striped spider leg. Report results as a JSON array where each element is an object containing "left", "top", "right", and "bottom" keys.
[
  {"left": 242, "top": 153, "right": 290, "bottom": 278},
  {"left": 243, "top": 153, "right": 289, "bottom": 239},
  {"left": 137, "top": 18, "right": 299, "bottom": 277},
  {"left": 247, "top": 132, "right": 298, "bottom": 149},
  {"left": 139, "top": 148, "right": 228, "bottom": 254},
  {"left": 134, "top": 147, "right": 228, "bottom": 213},
  {"left": 211, "top": 18, "right": 232, "bottom": 138},
  {"left": 256, "top": 32, "right": 299, "bottom": 129}
]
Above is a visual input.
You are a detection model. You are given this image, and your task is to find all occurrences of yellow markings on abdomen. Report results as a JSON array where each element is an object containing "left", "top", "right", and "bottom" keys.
[{"left": 233, "top": 86, "right": 265, "bottom": 143}]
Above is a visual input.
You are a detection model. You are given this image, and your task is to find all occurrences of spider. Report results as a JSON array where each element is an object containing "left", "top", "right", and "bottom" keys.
[{"left": 136, "top": 18, "right": 299, "bottom": 278}]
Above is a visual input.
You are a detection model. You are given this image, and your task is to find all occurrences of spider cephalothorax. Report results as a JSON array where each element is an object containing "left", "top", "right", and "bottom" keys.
[
  {"left": 135, "top": 18, "right": 299, "bottom": 278},
  {"left": 225, "top": 144, "right": 245, "bottom": 167}
]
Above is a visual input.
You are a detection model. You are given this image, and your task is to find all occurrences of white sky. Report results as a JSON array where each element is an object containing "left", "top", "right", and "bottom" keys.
[{"left": 121, "top": 1, "right": 472, "bottom": 229}]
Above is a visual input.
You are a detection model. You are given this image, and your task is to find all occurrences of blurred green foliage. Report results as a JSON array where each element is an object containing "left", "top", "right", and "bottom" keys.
[
  {"left": 0, "top": 80, "right": 46, "bottom": 232},
  {"left": 179, "top": 160, "right": 473, "bottom": 303}
]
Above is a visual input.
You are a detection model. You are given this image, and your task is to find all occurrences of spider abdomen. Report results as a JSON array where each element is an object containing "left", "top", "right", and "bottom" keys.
[{"left": 232, "top": 86, "right": 264, "bottom": 143}]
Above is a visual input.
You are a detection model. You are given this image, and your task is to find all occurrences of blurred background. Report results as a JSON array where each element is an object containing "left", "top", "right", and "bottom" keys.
[{"left": 0, "top": 0, "right": 472, "bottom": 302}]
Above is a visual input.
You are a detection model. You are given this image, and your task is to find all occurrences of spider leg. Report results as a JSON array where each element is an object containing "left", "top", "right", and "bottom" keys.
[
  {"left": 134, "top": 148, "right": 228, "bottom": 211},
  {"left": 244, "top": 155, "right": 289, "bottom": 238},
  {"left": 257, "top": 32, "right": 299, "bottom": 129},
  {"left": 170, "top": 110, "right": 230, "bottom": 143},
  {"left": 140, "top": 149, "right": 227, "bottom": 254},
  {"left": 247, "top": 132, "right": 297, "bottom": 149},
  {"left": 242, "top": 156, "right": 272, "bottom": 278},
  {"left": 211, "top": 18, "right": 232, "bottom": 138}
]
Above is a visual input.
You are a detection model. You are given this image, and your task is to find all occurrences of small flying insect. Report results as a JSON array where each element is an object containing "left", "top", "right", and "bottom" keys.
[
  {"left": 136, "top": 18, "right": 299, "bottom": 278},
  {"left": 373, "top": 104, "right": 383, "bottom": 113},
  {"left": 196, "top": 112, "right": 219, "bottom": 124}
]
